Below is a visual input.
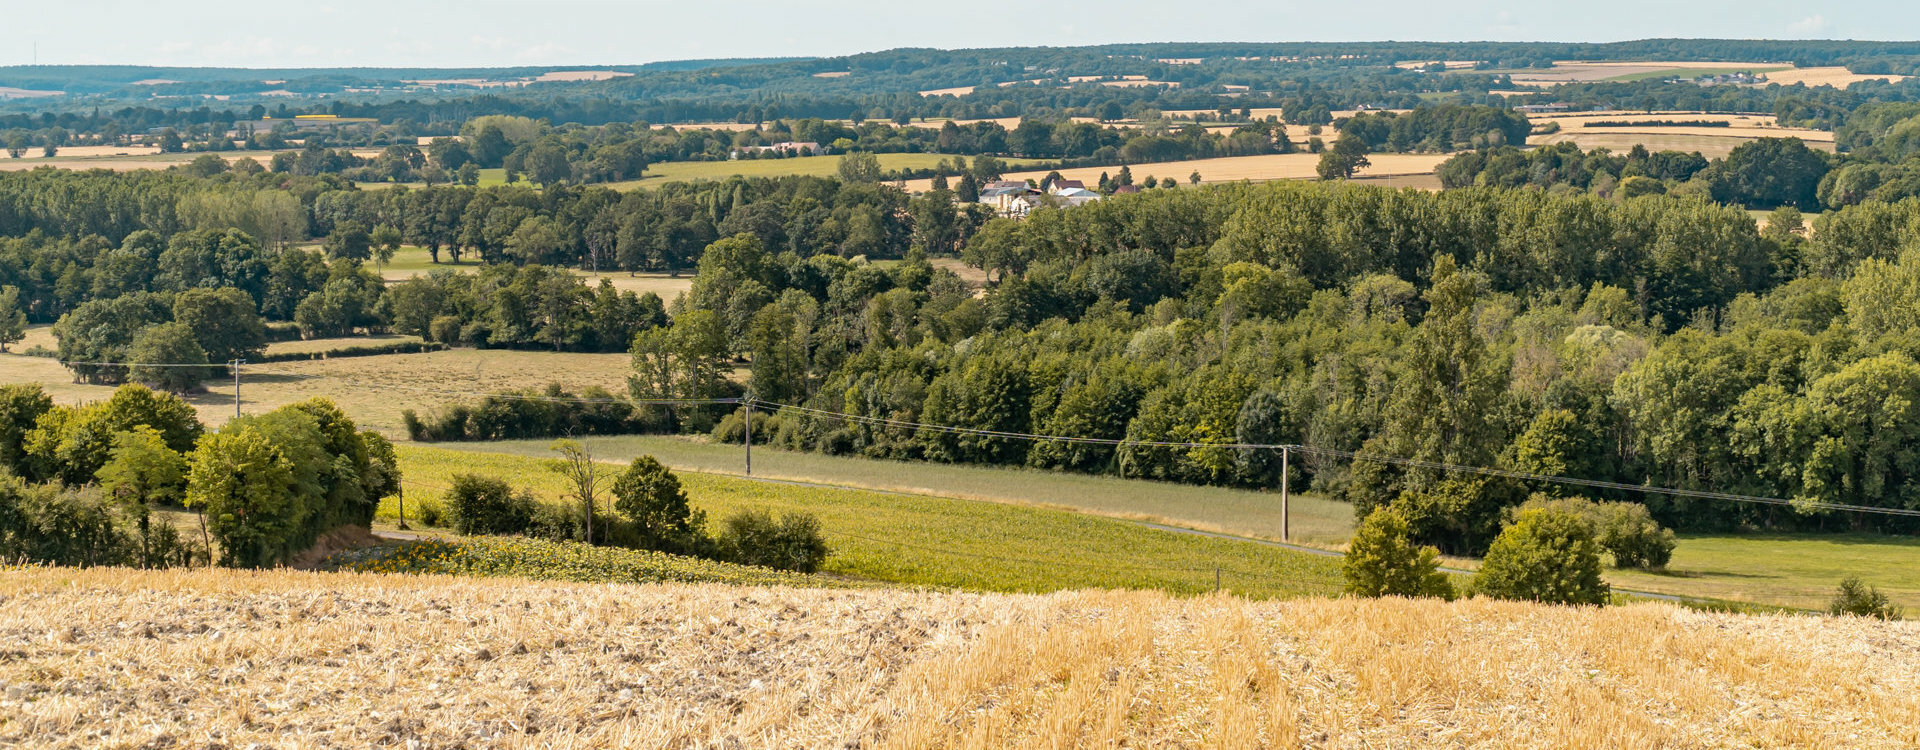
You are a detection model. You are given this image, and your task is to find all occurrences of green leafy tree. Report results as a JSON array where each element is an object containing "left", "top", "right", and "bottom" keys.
[
  {"left": 1343, "top": 508, "right": 1455, "bottom": 599},
  {"left": 171, "top": 287, "right": 267, "bottom": 363},
  {"left": 1472, "top": 508, "right": 1611, "bottom": 605},
  {"left": 185, "top": 427, "right": 302, "bottom": 567},
  {"left": 1316, "top": 134, "right": 1370, "bottom": 180},
  {"left": 128, "top": 323, "right": 211, "bottom": 394},
  {"left": 370, "top": 224, "right": 404, "bottom": 270},
  {"left": 323, "top": 221, "right": 373, "bottom": 261},
  {"left": 0, "top": 285, "right": 24, "bottom": 352},
  {"left": 1348, "top": 257, "right": 1513, "bottom": 552},
  {"left": 1711, "top": 137, "right": 1830, "bottom": 210},
  {"left": 97, "top": 426, "right": 189, "bottom": 509},
  {"left": 611, "top": 455, "right": 701, "bottom": 552},
  {"left": 837, "top": 151, "right": 883, "bottom": 183},
  {"left": 717, "top": 509, "right": 830, "bottom": 573},
  {"left": 0, "top": 384, "right": 53, "bottom": 475}
]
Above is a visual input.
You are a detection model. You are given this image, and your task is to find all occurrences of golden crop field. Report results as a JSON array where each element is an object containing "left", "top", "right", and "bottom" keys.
[
  {"left": 1532, "top": 131, "right": 1836, "bottom": 159},
  {"left": 0, "top": 147, "right": 379, "bottom": 173},
  {"left": 901, "top": 152, "right": 1453, "bottom": 192},
  {"left": 4, "top": 567, "right": 1917, "bottom": 748},
  {"left": 1762, "top": 66, "right": 1909, "bottom": 87}
]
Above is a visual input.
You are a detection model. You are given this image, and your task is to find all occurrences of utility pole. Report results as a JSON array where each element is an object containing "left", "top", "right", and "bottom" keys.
[
  {"left": 743, "top": 399, "right": 753, "bottom": 476},
  {"left": 230, "top": 359, "right": 245, "bottom": 418},
  {"left": 1280, "top": 445, "right": 1290, "bottom": 543}
]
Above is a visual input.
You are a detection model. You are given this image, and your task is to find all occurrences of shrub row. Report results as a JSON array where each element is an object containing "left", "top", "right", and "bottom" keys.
[
  {"left": 254, "top": 340, "right": 446, "bottom": 363},
  {"left": 402, "top": 384, "right": 671, "bottom": 442},
  {"left": 0, "top": 472, "right": 205, "bottom": 569},
  {"left": 435, "top": 458, "right": 830, "bottom": 575},
  {"left": 324, "top": 536, "right": 834, "bottom": 588}
]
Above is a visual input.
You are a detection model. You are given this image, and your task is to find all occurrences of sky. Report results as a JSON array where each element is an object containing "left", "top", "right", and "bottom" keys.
[{"left": 7, "top": 0, "right": 1917, "bottom": 69}]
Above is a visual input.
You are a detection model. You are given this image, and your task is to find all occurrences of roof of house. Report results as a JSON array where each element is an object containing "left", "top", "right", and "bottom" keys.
[{"left": 1113, "top": 184, "right": 1141, "bottom": 194}]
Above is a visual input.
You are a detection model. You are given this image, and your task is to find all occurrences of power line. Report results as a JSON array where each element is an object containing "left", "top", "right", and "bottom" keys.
[
  {"left": 744, "top": 397, "right": 1920, "bottom": 521},
  {"left": 37, "top": 355, "right": 1920, "bottom": 520}
]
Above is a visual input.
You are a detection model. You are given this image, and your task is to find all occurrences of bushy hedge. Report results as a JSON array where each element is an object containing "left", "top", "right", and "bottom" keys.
[
  {"left": 0, "top": 473, "right": 204, "bottom": 568},
  {"left": 403, "top": 384, "right": 668, "bottom": 441},
  {"left": 255, "top": 340, "right": 446, "bottom": 363},
  {"left": 436, "top": 459, "right": 831, "bottom": 575},
  {"left": 1515, "top": 495, "right": 1675, "bottom": 569},
  {"left": 325, "top": 536, "right": 834, "bottom": 588},
  {"left": 1472, "top": 508, "right": 1611, "bottom": 605}
]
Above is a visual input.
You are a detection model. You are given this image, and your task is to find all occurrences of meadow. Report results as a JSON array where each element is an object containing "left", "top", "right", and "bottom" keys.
[
  {"left": 436, "top": 435, "right": 1358, "bottom": 546},
  {"left": 420, "top": 440, "right": 1920, "bottom": 611},
  {"left": 392, "top": 444, "right": 1348, "bottom": 598},
  {"left": 375, "top": 246, "right": 695, "bottom": 301},
  {"left": 4, "top": 567, "right": 1916, "bottom": 748},
  {"left": 0, "top": 341, "right": 633, "bottom": 433}
]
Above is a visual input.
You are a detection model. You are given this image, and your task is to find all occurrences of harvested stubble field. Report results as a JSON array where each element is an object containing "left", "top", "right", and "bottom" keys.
[
  {"left": 1531, "top": 130, "right": 1835, "bottom": 159},
  {"left": 3, "top": 568, "right": 1917, "bottom": 748}
]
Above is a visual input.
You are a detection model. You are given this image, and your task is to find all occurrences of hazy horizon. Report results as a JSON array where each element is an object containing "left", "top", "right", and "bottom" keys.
[{"left": 5, "top": 0, "right": 1915, "bottom": 69}]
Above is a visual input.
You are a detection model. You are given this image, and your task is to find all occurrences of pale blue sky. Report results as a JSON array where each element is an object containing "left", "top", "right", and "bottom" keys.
[{"left": 8, "top": 0, "right": 1914, "bottom": 69}]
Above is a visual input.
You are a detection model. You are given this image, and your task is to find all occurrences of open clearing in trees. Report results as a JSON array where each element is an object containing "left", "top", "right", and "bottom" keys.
[{"left": 3, "top": 567, "right": 1917, "bottom": 748}]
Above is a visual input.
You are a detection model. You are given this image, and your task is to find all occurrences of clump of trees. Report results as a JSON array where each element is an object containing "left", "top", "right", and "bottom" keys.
[{"left": 0, "top": 385, "right": 397, "bottom": 569}]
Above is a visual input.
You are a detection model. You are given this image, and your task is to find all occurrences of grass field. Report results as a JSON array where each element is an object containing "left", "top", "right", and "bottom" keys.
[
  {"left": 434, "top": 435, "right": 1357, "bottom": 546},
  {"left": 6, "top": 567, "right": 1917, "bottom": 748},
  {"left": 0, "top": 345, "right": 633, "bottom": 433},
  {"left": 376, "top": 246, "right": 694, "bottom": 301},
  {"left": 393, "top": 444, "right": 1348, "bottom": 598},
  {"left": 1603, "top": 534, "right": 1920, "bottom": 611}
]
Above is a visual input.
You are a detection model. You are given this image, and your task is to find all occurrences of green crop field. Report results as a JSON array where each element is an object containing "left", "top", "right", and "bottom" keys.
[
  {"left": 432, "top": 435, "right": 1358, "bottom": 546},
  {"left": 391, "top": 444, "right": 1347, "bottom": 599},
  {"left": 427, "top": 438, "right": 1920, "bottom": 611}
]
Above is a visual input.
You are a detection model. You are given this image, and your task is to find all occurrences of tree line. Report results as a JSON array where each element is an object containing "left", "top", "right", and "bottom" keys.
[{"left": 583, "top": 181, "right": 1920, "bottom": 555}]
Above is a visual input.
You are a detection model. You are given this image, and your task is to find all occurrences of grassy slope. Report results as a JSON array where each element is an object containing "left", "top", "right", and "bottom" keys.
[
  {"left": 393, "top": 444, "right": 1347, "bottom": 599},
  {"left": 431, "top": 435, "right": 1357, "bottom": 545},
  {"left": 8, "top": 568, "right": 1918, "bottom": 748},
  {"left": 427, "top": 438, "right": 1920, "bottom": 611},
  {"left": 1604, "top": 534, "right": 1920, "bottom": 612}
]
